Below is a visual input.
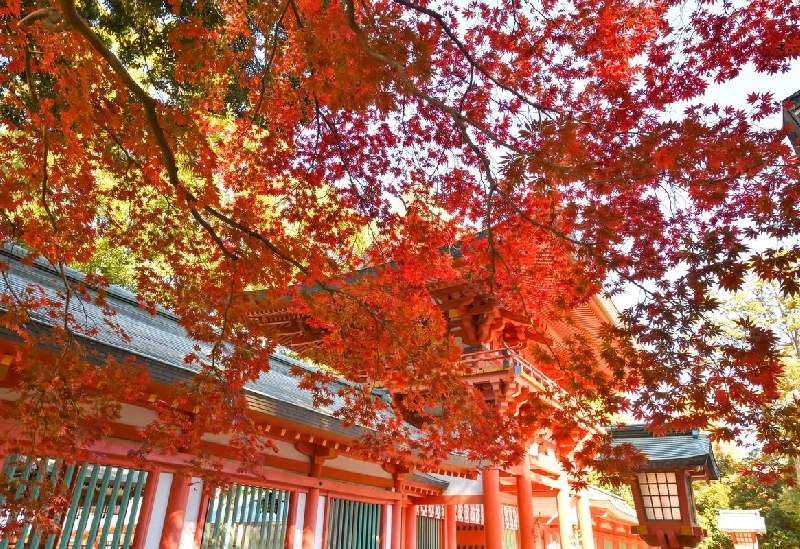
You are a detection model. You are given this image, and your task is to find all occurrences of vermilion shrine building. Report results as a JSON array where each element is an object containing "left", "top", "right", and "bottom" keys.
[{"left": 0, "top": 247, "right": 717, "bottom": 549}]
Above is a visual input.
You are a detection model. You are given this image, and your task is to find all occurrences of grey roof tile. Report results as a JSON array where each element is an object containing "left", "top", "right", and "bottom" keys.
[
  {"left": 610, "top": 424, "right": 720, "bottom": 480},
  {"left": 0, "top": 246, "right": 457, "bottom": 488},
  {"left": 0, "top": 245, "right": 357, "bottom": 437}
]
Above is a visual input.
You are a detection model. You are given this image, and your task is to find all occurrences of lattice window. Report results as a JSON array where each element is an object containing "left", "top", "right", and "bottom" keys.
[
  {"left": 417, "top": 516, "right": 440, "bottom": 549},
  {"left": 417, "top": 505, "right": 444, "bottom": 520},
  {"left": 454, "top": 505, "right": 484, "bottom": 525},
  {"left": 501, "top": 506, "right": 519, "bottom": 530},
  {"left": 637, "top": 472, "right": 682, "bottom": 521},
  {"left": 201, "top": 483, "right": 291, "bottom": 549},
  {"left": 732, "top": 532, "right": 756, "bottom": 549},
  {"left": 0, "top": 454, "right": 148, "bottom": 549},
  {"left": 325, "top": 498, "right": 381, "bottom": 549}
]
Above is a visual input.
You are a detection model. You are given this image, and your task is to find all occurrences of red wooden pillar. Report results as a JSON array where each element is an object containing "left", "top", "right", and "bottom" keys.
[
  {"left": 482, "top": 469, "right": 503, "bottom": 549},
  {"left": 390, "top": 473, "right": 405, "bottom": 549},
  {"left": 391, "top": 499, "right": 403, "bottom": 549},
  {"left": 676, "top": 469, "right": 693, "bottom": 525},
  {"left": 302, "top": 487, "right": 320, "bottom": 549},
  {"left": 516, "top": 457, "right": 534, "bottom": 549},
  {"left": 404, "top": 505, "right": 418, "bottom": 549},
  {"left": 132, "top": 468, "right": 162, "bottom": 549},
  {"left": 445, "top": 504, "right": 457, "bottom": 549},
  {"left": 285, "top": 490, "right": 300, "bottom": 549},
  {"left": 160, "top": 474, "right": 192, "bottom": 549}
]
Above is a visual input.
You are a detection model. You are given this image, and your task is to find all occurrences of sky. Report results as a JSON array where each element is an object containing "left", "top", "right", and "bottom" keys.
[
  {"left": 697, "top": 63, "right": 800, "bottom": 128},
  {"left": 608, "top": 62, "right": 800, "bottom": 313}
]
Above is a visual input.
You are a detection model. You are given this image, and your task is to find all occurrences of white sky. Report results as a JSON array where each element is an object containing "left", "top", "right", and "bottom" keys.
[
  {"left": 697, "top": 63, "right": 800, "bottom": 128},
  {"left": 609, "top": 62, "right": 800, "bottom": 312}
]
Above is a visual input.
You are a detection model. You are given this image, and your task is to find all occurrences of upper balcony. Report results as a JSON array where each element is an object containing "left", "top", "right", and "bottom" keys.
[{"left": 244, "top": 278, "right": 613, "bottom": 430}]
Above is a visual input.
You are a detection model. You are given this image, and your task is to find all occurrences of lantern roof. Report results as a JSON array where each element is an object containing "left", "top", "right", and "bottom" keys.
[
  {"left": 785, "top": 88, "right": 800, "bottom": 155},
  {"left": 717, "top": 510, "right": 766, "bottom": 534},
  {"left": 610, "top": 424, "right": 720, "bottom": 480}
]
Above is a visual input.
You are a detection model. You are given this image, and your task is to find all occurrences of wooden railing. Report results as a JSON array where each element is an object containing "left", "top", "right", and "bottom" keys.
[{"left": 459, "top": 347, "right": 573, "bottom": 406}]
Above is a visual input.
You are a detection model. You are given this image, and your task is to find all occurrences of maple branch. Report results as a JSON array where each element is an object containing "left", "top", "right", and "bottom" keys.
[
  {"left": 201, "top": 206, "right": 308, "bottom": 273},
  {"left": 19, "top": 7, "right": 68, "bottom": 31},
  {"left": 490, "top": 184, "right": 663, "bottom": 301},
  {"left": 0, "top": 209, "right": 22, "bottom": 237},
  {"left": 313, "top": 96, "right": 370, "bottom": 209},
  {"left": 253, "top": 0, "right": 291, "bottom": 120},
  {"left": 210, "top": 271, "right": 239, "bottom": 369},
  {"left": 57, "top": 0, "right": 183, "bottom": 193},
  {"left": 55, "top": 0, "right": 309, "bottom": 267},
  {"left": 390, "top": 0, "right": 648, "bottom": 142},
  {"left": 23, "top": 42, "right": 56, "bottom": 233},
  {"left": 342, "top": 0, "right": 592, "bottom": 194},
  {"left": 103, "top": 123, "right": 238, "bottom": 260},
  {"left": 342, "top": 0, "right": 530, "bottom": 158},
  {"left": 388, "top": 0, "right": 560, "bottom": 118},
  {"left": 287, "top": 0, "right": 304, "bottom": 28}
]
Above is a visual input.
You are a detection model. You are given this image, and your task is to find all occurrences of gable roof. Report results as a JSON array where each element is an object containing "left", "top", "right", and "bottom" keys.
[
  {"left": 610, "top": 424, "right": 720, "bottom": 480},
  {"left": 717, "top": 510, "right": 766, "bottom": 534}
]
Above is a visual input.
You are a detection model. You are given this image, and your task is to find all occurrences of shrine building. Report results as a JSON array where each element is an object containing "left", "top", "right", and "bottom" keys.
[{"left": 0, "top": 246, "right": 717, "bottom": 549}]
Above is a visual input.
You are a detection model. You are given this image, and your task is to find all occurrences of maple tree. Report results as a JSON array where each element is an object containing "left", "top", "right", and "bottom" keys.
[{"left": 0, "top": 0, "right": 799, "bottom": 505}]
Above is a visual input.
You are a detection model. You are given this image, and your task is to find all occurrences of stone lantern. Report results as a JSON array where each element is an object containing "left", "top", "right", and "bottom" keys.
[
  {"left": 718, "top": 510, "right": 766, "bottom": 549},
  {"left": 610, "top": 425, "right": 720, "bottom": 548}
]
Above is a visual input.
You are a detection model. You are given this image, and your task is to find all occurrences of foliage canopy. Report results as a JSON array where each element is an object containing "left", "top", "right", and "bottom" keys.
[{"left": 1, "top": 0, "right": 800, "bottom": 482}]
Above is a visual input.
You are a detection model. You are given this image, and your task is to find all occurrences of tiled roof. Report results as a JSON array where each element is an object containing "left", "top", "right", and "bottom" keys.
[
  {"left": 0, "top": 245, "right": 362, "bottom": 440},
  {"left": 0, "top": 245, "right": 457, "bottom": 488},
  {"left": 586, "top": 485, "right": 637, "bottom": 520},
  {"left": 610, "top": 424, "right": 720, "bottom": 480},
  {"left": 785, "top": 89, "right": 800, "bottom": 154},
  {"left": 717, "top": 510, "right": 766, "bottom": 533}
]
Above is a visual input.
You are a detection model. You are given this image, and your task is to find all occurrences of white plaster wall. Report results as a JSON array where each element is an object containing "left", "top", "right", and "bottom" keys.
[
  {"left": 323, "top": 456, "right": 391, "bottom": 479},
  {"left": 144, "top": 472, "right": 174, "bottom": 549},
  {"left": 437, "top": 474, "right": 482, "bottom": 496},
  {"left": 531, "top": 497, "right": 559, "bottom": 524},
  {"left": 292, "top": 492, "right": 306, "bottom": 549},
  {"left": 0, "top": 388, "right": 20, "bottom": 400},
  {"left": 315, "top": 496, "right": 326, "bottom": 549},
  {"left": 196, "top": 435, "right": 309, "bottom": 462},
  {"left": 179, "top": 477, "right": 203, "bottom": 549},
  {"left": 383, "top": 506, "right": 392, "bottom": 549},
  {"left": 118, "top": 404, "right": 159, "bottom": 428},
  {"left": 200, "top": 432, "right": 236, "bottom": 445},
  {"left": 272, "top": 440, "right": 313, "bottom": 462}
]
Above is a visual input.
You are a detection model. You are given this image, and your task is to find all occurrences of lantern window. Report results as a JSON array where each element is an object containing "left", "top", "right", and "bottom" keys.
[
  {"left": 732, "top": 532, "right": 756, "bottom": 548},
  {"left": 636, "top": 472, "right": 682, "bottom": 521}
]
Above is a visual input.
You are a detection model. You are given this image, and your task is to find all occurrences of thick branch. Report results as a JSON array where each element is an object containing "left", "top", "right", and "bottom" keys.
[{"left": 56, "top": 0, "right": 303, "bottom": 268}]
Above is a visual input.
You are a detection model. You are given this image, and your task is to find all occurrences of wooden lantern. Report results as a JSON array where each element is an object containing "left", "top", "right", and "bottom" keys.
[
  {"left": 611, "top": 425, "right": 720, "bottom": 548},
  {"left": 718, "top": 510, "right": 766, "bottom": 549}
]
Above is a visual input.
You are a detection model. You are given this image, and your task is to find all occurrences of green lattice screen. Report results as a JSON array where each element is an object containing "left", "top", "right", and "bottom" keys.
[
  {"left": 201, "top": 484, "right": 291, "bottom": 549},
  {"left": 0, "top": 454, "right": 148, "bottom": 549},
  {"left": 325, "top": 498, "right": 381, "bottom": 549},
  {"left": 416, "top": 516, "right": 440, "bottom": 549}
]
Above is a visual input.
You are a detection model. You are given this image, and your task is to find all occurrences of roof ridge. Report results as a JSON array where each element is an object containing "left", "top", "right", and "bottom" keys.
[{"left": 1, "top": 243, "right": 180, "bottom": 323}]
